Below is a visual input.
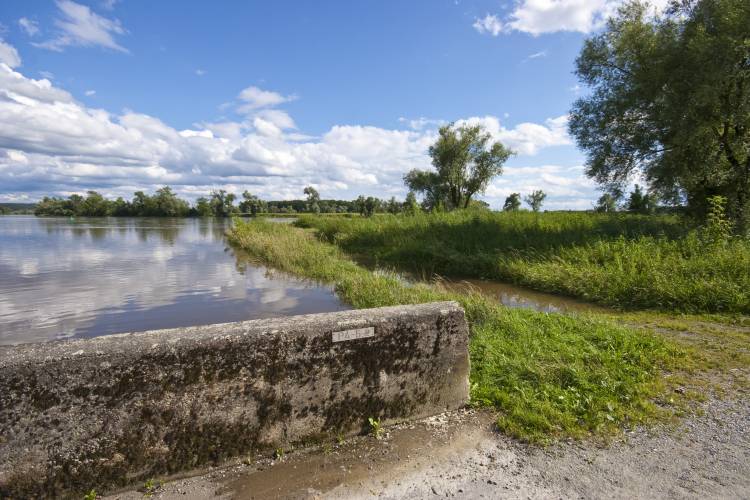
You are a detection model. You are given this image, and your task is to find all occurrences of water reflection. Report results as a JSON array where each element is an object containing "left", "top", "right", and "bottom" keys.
[
  {"left": 439, "top": 278, "right": 607, "bottom": 314},
  {"left": 0, "top": 216, "right": 348, "bottom": 345}
]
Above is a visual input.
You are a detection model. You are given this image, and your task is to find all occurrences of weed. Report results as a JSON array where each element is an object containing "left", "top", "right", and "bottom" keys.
[
  {"left": 142, "top": 478, "right": 160, "bottom": 497},
  {"left": 83, "top": 490, "right": 97, "bottom": 500},
  {"left": 368, "top": 417, "right": 383, "bottom": 439},
  {"left": 274, "top": 447, "right": 285, "bottom": 460}
]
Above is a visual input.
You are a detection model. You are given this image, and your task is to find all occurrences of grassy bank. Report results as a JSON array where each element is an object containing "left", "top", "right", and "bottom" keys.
[
  {"left": 296, "top": 211, "right": 750, "bottom": 314},
  {"left": 228, "top": 219, "right": 688, "bottom": 442}
]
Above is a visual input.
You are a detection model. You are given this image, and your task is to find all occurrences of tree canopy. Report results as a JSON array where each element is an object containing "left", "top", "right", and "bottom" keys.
[
  {"left": 404, "top": 123, "right": 513, "bottom": 210},
  {"left": 524, "top": 190, "right": 547, "bottom": 212},
  {"left": 503, "top": 193, "right": 522, "bottom": 211},
  {"left": 569, "top": 0, "right": 750, "bottom": 228}
]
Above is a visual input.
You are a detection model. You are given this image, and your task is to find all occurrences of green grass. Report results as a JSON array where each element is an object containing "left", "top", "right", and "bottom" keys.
[
  {"left": 228, "top": 219, "right": 688, "bottom": 442},
  {"left": 295, "top": 210, "right": 750, "bottom": 314}
]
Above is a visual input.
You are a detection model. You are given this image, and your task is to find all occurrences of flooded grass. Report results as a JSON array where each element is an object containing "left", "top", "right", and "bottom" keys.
[
  {"left": 228, "top": 219, "right": 691, "bottom": 443},
  {"left": 295, "top": 211, "right": 750, "bottom": 314}
]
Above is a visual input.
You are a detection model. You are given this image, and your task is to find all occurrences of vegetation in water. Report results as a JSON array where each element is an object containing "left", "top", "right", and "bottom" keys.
[
  {"left": 295, "top": 210, "right": 750, "bottom": 314},
  {"left": 228, "top": 218, "right": 690, "bottom": 442}
]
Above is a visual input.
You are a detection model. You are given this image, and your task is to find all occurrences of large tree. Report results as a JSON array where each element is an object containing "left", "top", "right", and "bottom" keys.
[
  {"left": 405, "top": 123, "right": 513, "bottom": 210},
  {"left": 569, "top": 0, "right": 750, "bottom": 228}
]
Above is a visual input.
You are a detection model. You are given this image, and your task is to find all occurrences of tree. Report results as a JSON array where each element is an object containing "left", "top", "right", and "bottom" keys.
[
  {"left": 627, "top": 184, "right": 658, "bottom": 214},
  {"left": 386, "top": 196, "right": 401, "bottom": 214},
  {"left": 403, "top": 191, "right": 420, "bottom": 215},
  {"left": 153, "top": 186, "right": 189, "bottom": 217},
  {"left": 503, "top": 193, "right": 522, "bottom": 211},
  {"left": 404, "top": 123, "right": 513, "bottom": 210},
  {"left": 80, "top": 191, "right": 110, "bottom": 216},
  {"left": 209, "top": 190, "right": 237, "bottom": 217},
  {"left": 303, "top": 186, "right": 321, "bottom": 213},
  {"left": 194, "top": 197, "right": 213, "bottom": 217},
  {"left": 595, "top": 193, "right": 619, "bottom": 213},
  {"left": 524, "top": 190, "right": 546, "bottom": 212},
  {"left": 239, "top": 191, "right": 266, "bottom": 216},
  {"left": 569, "top": 0, "right": 750, "bottom": 229}
]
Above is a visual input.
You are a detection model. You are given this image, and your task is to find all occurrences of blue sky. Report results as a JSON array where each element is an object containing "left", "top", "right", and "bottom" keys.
[{"left": 0, "top": 0, "right": 660, "bottom": 209}]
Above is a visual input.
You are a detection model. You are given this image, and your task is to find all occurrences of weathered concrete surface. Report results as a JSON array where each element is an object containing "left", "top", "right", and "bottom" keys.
[{"left": 0, "top": 301, "right": 469, "bottom": 499}]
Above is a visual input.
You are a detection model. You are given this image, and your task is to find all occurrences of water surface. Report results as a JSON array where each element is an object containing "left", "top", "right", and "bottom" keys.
[
  {"left": 439, "top": 278, "right": 606, "bottom": 313},
  {"left": 0, "top": 216, "right": 348, "bottom": 345}
]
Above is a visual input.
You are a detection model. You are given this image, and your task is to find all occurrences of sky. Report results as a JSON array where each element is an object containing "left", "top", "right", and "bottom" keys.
[{"left": 0, "top": 0, "right": 666, "bottom": 209}]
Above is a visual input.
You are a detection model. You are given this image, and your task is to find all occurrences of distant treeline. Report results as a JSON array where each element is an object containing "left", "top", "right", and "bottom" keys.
[
  {"left": 30, "top": 187, "right": 423, "bottom": 217},
  {"left": 0, "top": 203, "right": 36, "bottom": 215}
]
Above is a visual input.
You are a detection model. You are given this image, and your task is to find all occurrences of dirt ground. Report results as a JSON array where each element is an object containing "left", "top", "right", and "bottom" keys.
[{"left": 105, "top": 389, "right": 749, "bottom": 500}]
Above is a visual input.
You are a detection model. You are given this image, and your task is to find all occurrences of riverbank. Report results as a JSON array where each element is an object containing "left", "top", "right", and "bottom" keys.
[
  {"left": 296, "top": 211, "right": 750, "bottom": 313},
  {"left": 227, "top": 219, "right": 701, "bottom": 442}
]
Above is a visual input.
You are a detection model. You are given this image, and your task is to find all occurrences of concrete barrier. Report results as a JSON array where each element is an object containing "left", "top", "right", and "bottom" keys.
[{"left": 0, "top": 301, "right": 469, "bottom": 498}]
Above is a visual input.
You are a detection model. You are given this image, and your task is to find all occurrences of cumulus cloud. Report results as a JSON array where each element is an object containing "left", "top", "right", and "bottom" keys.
[
  {"left": 472, "top": 14, "right": 505, "bottom": 36},
  {"left": 0, "top": 41, "right": 21, "bottom": 68},
  {"left": 475, "top": 0, "right": 670, "bottom": 36},
  {"left": 456, "top": 115, "right": 571, "bottom": 155},
  {"left": 237, "top": 86, "right": 297, "bottom": 113},
  {"left": 18, "top": 17, "right": 40, "bottom": 37},
  {"left": 0, "top": 44, "right": 590, "bottom": 208},
  {"left": 84, "top": 89, "right": 96, "bottom": 96},
  {"left": 34, "top": 0, "right": 128, "bottom": 53}
]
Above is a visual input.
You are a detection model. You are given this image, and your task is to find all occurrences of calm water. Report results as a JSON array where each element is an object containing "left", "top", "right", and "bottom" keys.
[
  {"left": 440, "top": 278, "right": 606, "bottom": 314},
  {"left": 0, "top": 216, "right": 348, "bottom": 345}
]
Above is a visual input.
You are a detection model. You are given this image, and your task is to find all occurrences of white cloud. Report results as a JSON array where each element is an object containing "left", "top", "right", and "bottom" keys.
[
  {"left": 195, "top": 69, "right": 206, "bottom": 76},
  {"left": 84, "top": 89, "right": 96, "bottom": 96},
  {"left": 477, "top": 0, "right": 671, "bottom": 36},
  {"left": 237, "top": 86, "right": 297, "bottom": 113},
  {"left": 18, "top": 18, "right": 40, "bottom": 37},
  {"left": 34, "top": 0, "right": 128, "bottom": 53},
  {"left": 0, "top": 48, "right": 587, "bottom": 208},
  {"left": 472, "top": 14, "right": 505, "bottom": 36},
  {"left": 101, "top": 0, "right": 119, "bottom": 10},
  {"left": 525, "top": 50, "right": 547, "bottom": 60},
  {"left": 456, "top": 115, "right": 571, "bottom": 155},
  {"left": 0, "top": 41, "right": 21, "bottom": 68},
  {"left": 398, "top": 117, "right": 447, "bottom": 131},
  {"left": 255, "top": 109, "right": 296, "bottom": 130}
]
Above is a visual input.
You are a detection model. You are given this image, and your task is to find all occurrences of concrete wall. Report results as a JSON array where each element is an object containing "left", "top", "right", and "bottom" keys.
[{"left": 0, "top": 301, "right": 469, "bottom": 499}]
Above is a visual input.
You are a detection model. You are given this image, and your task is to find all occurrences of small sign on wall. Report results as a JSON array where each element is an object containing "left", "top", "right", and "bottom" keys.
[{"left": 332, "top": 326, "right": 375, "bottom": 343}]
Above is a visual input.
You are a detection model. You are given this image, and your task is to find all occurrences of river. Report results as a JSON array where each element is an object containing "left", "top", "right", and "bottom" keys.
[{"left": 0, "top": 216, "right": 348, "bottom": 345}]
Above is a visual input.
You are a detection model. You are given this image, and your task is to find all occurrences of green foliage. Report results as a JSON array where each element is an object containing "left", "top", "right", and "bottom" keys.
[
  {"left": 82, "top": 489, "right": 97, "bottom": 500},
  {"left": 627, "top": 185, "right": 658, "bottom": 214},
  {"left": 503, "top": 193, "right": 522, "bottom": 211},
  {"left": 403, "top": 191, "right": 420, "bottom": 215},
  {"left": 524, "top": 190, "right": 546, "bottom": 212},
  {"left": 595, "top": 192, "right": 619, "bottom": 213},
  {"left": 405, "top": 123, "right": 514, "bottom": 210},
  {"left": 368, "top": 417, "right": 383, "bottom": 439},
  {"left": 209, "top": 189, "right": 237, "bottom": 217},
  {"left": 295, "top": 210, "right": 750, "bottom": 313},
  {"left": 227, "top": 219, "right": 687, "bottom": 442},
  {"left": 274, "top": 447, "right": 285, "bottom": 460},
  {"left": 239, "top": 190, "right": 267, "bottom": 215},
  {"left": 142, "top": 478, "right": 161, "bottom": 497},
  {"left": 570, "top": 0, "right": 750, "bottom": 227},
  {"left": 702, "top": 195, "right": 733, "bottom": 244}
]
